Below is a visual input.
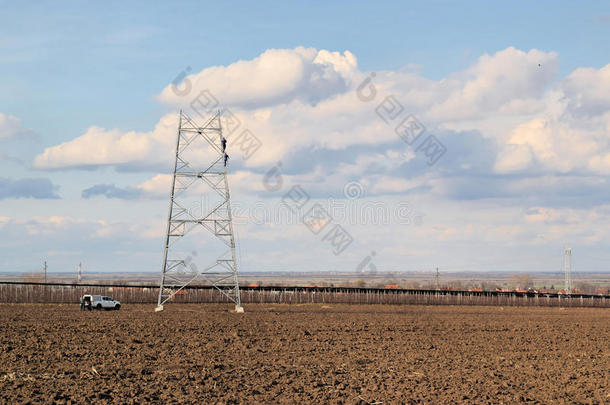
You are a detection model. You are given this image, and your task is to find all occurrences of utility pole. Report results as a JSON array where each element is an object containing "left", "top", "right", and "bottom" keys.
[
  {"left": 156, "top": 111, "right": 242, "bottom": 313},
  {"left": 435, "top": 267, "right": 439, "bottom": 290},
  {"left": 77, "top": 262, "right": 82, "bottom": 284},
  {"left": 43, "top": 261, "right": 47, "bottom": 283}
]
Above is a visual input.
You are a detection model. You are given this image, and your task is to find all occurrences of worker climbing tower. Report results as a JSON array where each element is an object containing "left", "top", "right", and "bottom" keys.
[{"left": 156, "top": 111, "right": 243, "bottom": 312}]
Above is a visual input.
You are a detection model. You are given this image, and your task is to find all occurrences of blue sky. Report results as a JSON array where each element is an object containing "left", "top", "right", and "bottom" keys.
[{"left": 1, "top": 1, "right": 610, "bottom": 275}]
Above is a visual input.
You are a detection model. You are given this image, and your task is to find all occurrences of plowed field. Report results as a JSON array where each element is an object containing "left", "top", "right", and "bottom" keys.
[{"left": 1, "top": 304, "right": 608, "bottom": 404}]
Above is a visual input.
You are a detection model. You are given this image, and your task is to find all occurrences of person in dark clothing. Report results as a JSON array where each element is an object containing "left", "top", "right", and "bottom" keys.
[
  {"left": 224, "top": 153, "right": 229, "bottom": 167},
  {"left": 221, "top": 137, "right": 227, "bottom": 152}
]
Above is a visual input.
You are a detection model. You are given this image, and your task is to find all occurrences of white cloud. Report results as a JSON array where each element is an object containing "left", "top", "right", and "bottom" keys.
[
  {"left": 31, "top": 47, "right": 610, "bottom": 207},
  {"left": 493, "top": 98, "right": 610, "bottom": 174},
  {"left": 33, "top": 114, "right": 179, "bottom": 170},
  {"left": 10, "top": 45, "right": 610, "bottom": 274},
  {"left": 135, "top": 173, "right": 171, "bottom": 196},
  {"left": 157, "top": 47, "right": 358, "bottom": 108},
  {"left": 34, "top": 47, "right": 548, "bottom": 172},
  {"left": 0, "top": 113, "right": 31, "bottom": 140},
  {"left": 561, "top": 64, "right": 610, "bottom": 117}
]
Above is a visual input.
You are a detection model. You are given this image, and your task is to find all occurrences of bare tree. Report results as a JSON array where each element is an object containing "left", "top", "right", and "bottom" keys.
[
  {"left": 480, "top": 281, "right": 501, "bottom": 291},
  {"left": 509, "top": 274, "right": 534, "bottom": 290},
  {"left": 575, "top": 282, "right": 595, "bottom": 294}
]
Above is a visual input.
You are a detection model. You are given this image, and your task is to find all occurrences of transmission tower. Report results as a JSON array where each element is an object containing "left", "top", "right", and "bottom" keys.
[
  {"left": 564, "top": 247, "right": 572, "bottom": 294},
  {"left": 156, "top": 111, "right": 243, "bottom": 312}
]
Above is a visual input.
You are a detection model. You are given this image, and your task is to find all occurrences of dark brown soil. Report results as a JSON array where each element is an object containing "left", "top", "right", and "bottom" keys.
[{"left": 0, "top": 304, "right": 608, "bottom": 404}]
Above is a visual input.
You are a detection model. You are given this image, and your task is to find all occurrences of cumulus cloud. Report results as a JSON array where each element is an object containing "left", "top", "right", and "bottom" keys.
[
  {"left": 32, "top": 47, "right": 610, "bottom": 210},
  {"left": 157, "top": 47, "right": 358, "bottom": 108},
  {"left": 33, "top": 46, "right": 560, "bottom": 173},
  {"left": 493, "top": 97, "right": 610, "bottom": 174},
  {"left": 560, "top": 64, "right": 610, "bottom": 117},
  {"left": 0, "top": 177, "right": 60, "bottom": 199},
  {"left": 427, "top": 47, "right": 558, "bottom": 122},
  {"left": 33, "top": 114, "right": 179, "bottom": 170},
  {"left": 12, "top": 46, "right": 610, "bottom": 273}
]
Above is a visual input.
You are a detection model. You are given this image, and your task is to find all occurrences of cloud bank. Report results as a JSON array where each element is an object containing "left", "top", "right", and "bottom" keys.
[{"left": 30, "top": 46, "right": 610, "bottom": 212}]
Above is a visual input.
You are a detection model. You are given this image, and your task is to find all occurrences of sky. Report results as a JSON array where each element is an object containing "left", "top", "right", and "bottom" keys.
[{"left": 1, "top": 1, "right": 610, "bottom": 275}]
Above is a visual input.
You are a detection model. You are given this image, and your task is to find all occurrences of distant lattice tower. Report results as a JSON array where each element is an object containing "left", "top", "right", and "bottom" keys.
[
  {"left": 156, "top": 111, "right": 243, "bottom": 312},
  {"left": 564, "top": 247, "right": 572, "bottom": 294}
]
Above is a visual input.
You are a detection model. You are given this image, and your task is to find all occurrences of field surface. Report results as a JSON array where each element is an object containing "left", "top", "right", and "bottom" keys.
[{"left": 0, "top": 304, "right": 608, "bottom": 404}]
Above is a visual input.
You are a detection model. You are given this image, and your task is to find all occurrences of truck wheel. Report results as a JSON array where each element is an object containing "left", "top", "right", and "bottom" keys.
[
  {"left": 96, "top": 304, "right": 102, "bottom": 310},
  {"left": 115, "top": 304, "right": 120, "bottom": 310}
]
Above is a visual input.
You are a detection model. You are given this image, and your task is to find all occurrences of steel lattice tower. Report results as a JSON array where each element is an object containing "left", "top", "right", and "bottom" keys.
[
  {"left": 564, "top": 247, "right": 572, "bottom": 295},
  {"left": 156, "top": 111, "right": 243, "bottom": 312}
]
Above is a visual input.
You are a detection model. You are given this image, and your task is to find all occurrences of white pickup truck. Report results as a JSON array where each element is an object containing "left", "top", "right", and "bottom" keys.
[{"left": 80, "top": 294, "right": 121, "bottom": 310}]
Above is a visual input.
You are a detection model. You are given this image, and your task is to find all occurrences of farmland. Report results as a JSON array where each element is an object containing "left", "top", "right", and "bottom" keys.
[{"left": 1, "top": 304, "right": 608, "bottom": 403}]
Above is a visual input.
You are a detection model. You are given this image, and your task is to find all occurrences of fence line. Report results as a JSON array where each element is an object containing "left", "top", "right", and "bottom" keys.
[{"left": 1, "top": 282, "right": 609, "bottom": 308}]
